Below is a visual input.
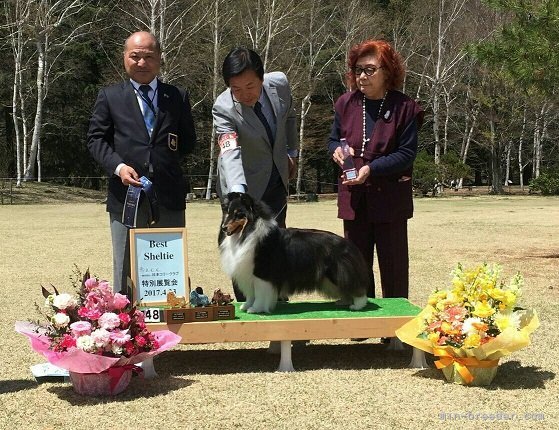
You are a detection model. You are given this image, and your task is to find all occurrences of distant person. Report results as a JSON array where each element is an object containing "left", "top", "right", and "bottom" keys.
[
  {"left": 328, "top": 39, "right": 424, "bottom": 300},
  {"left": 213, "top": 47, "right": 298, "bottom": 301},
  {"left": 87, "top": 31, "right": 196, "bottom": 293}
]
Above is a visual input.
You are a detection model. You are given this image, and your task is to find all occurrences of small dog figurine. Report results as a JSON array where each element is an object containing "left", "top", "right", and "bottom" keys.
[
  {"left": 189, "top": 287, "right": 210, "bottom": 307},
  {"left": 166, "top": 291, "right": 187, "bottom": 308},
  {"left": 212, "top": 288, "right": 233, "bottom": 306}
]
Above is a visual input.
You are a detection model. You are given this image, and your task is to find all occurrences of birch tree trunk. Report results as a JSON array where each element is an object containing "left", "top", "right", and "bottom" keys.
[
  {"left": 458, "top": 108, "right": 476, "bottom": 188},
  {"left": 489, "top": 116, "right": 503, "bottom": 194},
  {"left": 5, "top": 0, "right": 31, "bottom": 186},
  {"left": 518, "top": 107, "right": 526, "bottom": 189},
  {"left": 532, "top": 103, "right": 547, "bottom": 179},
  {"left": 295, "top": 94, "right": 311, "bottom": 197},
  {"left": 25, "top": 35, "right": 47, "bottom": 181},
  {"left": 503, "top": 139, "right": 512, "bottom": 186},
  {"left": 205, "top": 0, "right": 221, "bottom": 200}
]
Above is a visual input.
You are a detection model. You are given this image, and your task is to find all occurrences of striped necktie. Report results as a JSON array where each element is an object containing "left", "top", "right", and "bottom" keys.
[{"left": 139, "top": 84, "right": 156, "bottom": 137}]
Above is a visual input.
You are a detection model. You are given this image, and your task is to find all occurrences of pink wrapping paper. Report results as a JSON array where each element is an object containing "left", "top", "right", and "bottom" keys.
[{"left": 15, "top": 321, "right": 181, "bottom": 374}]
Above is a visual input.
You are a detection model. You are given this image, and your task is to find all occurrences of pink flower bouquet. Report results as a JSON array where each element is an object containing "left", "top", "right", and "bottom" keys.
[{"left": 16, "top": 270, "right": 181, "bottom": 395}]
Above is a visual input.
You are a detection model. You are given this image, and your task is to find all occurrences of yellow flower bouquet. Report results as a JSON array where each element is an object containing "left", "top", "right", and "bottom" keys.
[{"left": 396, "top": 263, "right": 539, "bottom": 385}]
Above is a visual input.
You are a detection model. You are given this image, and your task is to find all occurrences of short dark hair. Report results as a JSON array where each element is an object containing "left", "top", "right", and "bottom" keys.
[{"left": 222, "top": 47, "right": 264, "bottom": 86}]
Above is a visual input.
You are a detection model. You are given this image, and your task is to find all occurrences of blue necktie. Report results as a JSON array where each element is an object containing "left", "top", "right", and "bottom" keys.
[
  {"left": 139, "top": 84, "right": 155, "bottom": 137},
  {"left": 254, "top": 101, "right": 274, "bottom": 147}
]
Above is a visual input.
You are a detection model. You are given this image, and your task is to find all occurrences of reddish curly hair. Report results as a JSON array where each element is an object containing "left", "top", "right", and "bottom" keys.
[{"left": 346, "top": 40, "right": 405, "bottom": 91}]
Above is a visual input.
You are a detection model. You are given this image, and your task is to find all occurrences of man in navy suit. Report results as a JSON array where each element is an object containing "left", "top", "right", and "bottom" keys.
[{"left": 87, "top": 31, "right": 196, "bottom": 293}]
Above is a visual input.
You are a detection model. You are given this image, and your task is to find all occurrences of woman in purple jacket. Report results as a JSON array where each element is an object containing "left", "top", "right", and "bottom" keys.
[{"left": 328, "top": 40, "right": 424, "bottom": 300}]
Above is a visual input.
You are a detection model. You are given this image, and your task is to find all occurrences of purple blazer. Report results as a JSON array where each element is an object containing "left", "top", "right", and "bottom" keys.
[{"left": 333, "top": 90, "right": 424, "bottom": 222}]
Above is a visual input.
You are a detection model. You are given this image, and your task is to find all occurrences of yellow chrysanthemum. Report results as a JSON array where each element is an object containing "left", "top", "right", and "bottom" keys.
[
  {"left": 472, "top": 301, "right": 495, "bottom": 318},
  {"left": 494, "top": 311, "right": 521, "bottom": 332},
  {"left": 464, "top": 333, "right": 481, "bottom": 348}
]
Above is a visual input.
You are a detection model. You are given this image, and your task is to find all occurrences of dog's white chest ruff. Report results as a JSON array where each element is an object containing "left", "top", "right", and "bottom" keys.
[{"left": 219, "top": 218, "right": 271, "bottom": 279}]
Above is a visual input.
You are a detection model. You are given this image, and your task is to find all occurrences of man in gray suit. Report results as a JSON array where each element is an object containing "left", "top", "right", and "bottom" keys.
[
  {"left": 213, "top": 47, "right": 298, "bottom": 300},
  {"left": 213, "top": 47, "right": 298, "bottom": 227}
]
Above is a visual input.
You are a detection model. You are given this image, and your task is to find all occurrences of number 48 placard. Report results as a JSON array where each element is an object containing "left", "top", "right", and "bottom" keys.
[{"left": 141, "top": 308, "right": 163, "bottom": 323}]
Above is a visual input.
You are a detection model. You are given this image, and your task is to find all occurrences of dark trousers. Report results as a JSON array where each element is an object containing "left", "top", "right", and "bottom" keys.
[{"left": 343, "top": 214, "right": 409, "bottom": 299}]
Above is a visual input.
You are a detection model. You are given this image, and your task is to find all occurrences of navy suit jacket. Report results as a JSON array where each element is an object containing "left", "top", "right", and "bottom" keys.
[{"left": 87, "top": 80, "right": 196, "bottom": 213}]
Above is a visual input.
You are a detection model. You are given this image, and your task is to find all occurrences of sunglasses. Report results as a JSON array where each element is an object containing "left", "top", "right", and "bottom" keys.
[{"left": 352, "top": 66, "right": 383, "bottom": 76}]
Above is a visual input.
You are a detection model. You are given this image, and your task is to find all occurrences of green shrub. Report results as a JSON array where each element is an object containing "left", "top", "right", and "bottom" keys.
[
  {"left": 413, "top": 150, "right": 472, "bottom": 196},
  {"left": 529, "top": 172, "right": 559, "bottom": 195}
]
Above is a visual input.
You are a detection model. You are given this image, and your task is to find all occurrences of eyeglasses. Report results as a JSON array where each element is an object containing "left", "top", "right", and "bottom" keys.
[{"left": 352, "top": 66, "right": 383, "bottom": 76}]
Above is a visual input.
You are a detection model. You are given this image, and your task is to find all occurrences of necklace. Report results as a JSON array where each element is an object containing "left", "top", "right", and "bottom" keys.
[{"left": 360, "top": 91, "right": 387, "bottom": 156}]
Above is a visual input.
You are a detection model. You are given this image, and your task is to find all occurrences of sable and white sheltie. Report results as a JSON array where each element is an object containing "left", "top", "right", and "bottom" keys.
[{"left": 218, "top": 192, "right": 369, "bottom": 314}]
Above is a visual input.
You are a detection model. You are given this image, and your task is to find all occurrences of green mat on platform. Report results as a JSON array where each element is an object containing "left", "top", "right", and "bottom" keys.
[{"left": 231, "top": 298, "right": 422, "bottom": 321}]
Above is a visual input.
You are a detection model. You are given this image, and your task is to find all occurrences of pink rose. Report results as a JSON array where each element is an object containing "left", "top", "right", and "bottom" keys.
[
  {"left": 70, "top": 320, "right": 92, "bottom": 336},
  {"left": 84, "top": 277, "right": 98, "bottom": 291},
  {"left": 113, "top": 293, "right": 130, "bottom": 310},
  {"left": 135, "top": 335, "right": 147, "bottom": 347},
  {"left": 98, "top": 280, "right": 111, "bottom": 290},
  {"left": 134, "top": 310, "right": 146, "bottom": 329},
  {"left": 118, "top": 312, "right": 131, "bottom": 327},
  {"left": 78, "top": 307, "right": 102, "bottom": 321},
  {"left": 124, "top": 341, "right": 136, "bottom": 356},
  {"left": 148, "top": 333, "right": 159, "bottom": 350},
  {"left": 59, "top": 334, "right": 77, "bottom": 349}
]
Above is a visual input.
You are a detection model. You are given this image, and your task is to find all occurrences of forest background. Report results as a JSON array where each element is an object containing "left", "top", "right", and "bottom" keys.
[{"left": 1, "top": 0, "right": 558, "bottom": 198}]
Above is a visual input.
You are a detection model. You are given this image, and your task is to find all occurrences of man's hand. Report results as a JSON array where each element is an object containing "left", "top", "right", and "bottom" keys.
[
  {"left": 288, "top": 156, "right": 298, "bottom": 179},
  {"left": 118, "top": 165, "right": 142, "bottom": 186}
]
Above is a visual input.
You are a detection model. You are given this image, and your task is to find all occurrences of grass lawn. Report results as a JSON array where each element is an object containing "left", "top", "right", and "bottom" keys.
[{"left": 0, "top": 194, "right": 557, "bottom": 429}]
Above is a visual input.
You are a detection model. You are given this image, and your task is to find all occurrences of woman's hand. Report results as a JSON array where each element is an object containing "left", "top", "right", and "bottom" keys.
[
  {"left": 332, "top": 145, "right": 355, "bottom": 167},
  {"left": 342, "top": 165, "right": 370, "bottom": 185}
]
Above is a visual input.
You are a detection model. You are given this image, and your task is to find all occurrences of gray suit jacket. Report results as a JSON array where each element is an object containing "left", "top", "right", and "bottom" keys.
[{"left": 212, "top": 72, "right": 298, "bottom": 199}]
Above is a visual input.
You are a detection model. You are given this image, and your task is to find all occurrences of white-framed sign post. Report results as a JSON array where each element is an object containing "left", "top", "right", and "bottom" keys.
[{"left": 129, "top": 227, "right": 189, "bottom": 306}]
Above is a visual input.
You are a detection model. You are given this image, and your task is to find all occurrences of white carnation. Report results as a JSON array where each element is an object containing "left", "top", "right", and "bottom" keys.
[
  {"left": 76, "top": 335, "right": 95, "bottom": 352},
  {"left": 53, "top": 293, "right": 78, "bottom": 310},
  {"left": 52, "top": 312, "right": 70, "bottom": 328},
  {"left": 111, "top": 344, "right": 123, "bottom": 355}
]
